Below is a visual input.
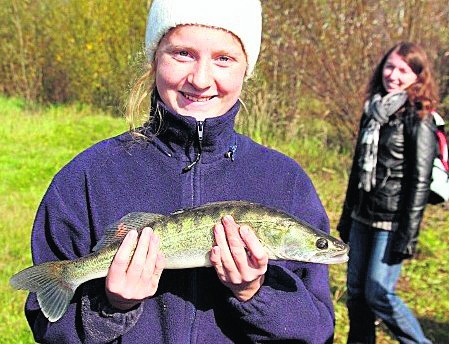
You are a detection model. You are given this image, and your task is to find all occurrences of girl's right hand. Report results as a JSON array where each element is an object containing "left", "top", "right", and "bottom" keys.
[{"left": 105, "top": 227, "right": 165, "bottom": 310}]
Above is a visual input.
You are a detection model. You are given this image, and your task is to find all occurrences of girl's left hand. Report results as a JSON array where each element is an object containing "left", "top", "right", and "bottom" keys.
[{"left": 210, "top": 215, "right": 268, "bottom": 301}]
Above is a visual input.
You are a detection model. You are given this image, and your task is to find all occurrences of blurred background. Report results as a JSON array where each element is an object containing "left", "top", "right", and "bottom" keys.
[{"left": 1, "top": 0, "right": 449, "bottom": 139}]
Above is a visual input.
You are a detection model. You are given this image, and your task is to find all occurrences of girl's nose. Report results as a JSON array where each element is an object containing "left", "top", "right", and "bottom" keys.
[
  {"left": 390, "top": 67, "right": 399, "bottom": 79},
  {"left": 188, "top": 61, "right": 213, "bottom": 90}
]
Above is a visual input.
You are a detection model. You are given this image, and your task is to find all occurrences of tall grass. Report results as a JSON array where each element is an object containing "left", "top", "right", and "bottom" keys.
[{"left": 0, "top": 96, "right": 448, "bottom": 343}]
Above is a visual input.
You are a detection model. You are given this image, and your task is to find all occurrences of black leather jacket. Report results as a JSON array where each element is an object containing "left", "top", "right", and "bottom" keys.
[{"left": 337, "top": 105, "right": 437, "bottom": 257}]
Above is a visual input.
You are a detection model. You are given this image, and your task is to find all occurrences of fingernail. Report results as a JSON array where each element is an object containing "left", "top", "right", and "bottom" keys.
[
  {"left": 223, "top": 215, "right": 233, "bottom": 222},
  {"left": 214, "top": 223, "right": 224, "bottom": 233},
  {"left": 128, "top": 230, "right": 138, "bottom": 240},
  {"left": 157, "top": 252, "right": 165, "bottom": 262},
  {"left": 240, "top": 226, "right": 249, "bottom": 235}
]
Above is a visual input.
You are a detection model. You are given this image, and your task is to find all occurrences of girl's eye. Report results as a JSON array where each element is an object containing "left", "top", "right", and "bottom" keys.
[
  {"left": 216, "top": 56, "right": 236, "bottom": 66},
  {"left": 179, "top": 51, "right": 189, "bottom": 57},
  {"left": 172, "top": 50, "right": 193, "bottom": 61}
]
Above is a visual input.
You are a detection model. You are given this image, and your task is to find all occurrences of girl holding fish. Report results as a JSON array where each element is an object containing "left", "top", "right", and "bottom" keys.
[
  {"left": 21, "top": 0, "right": 337, "bottom": 342},
  {"left": 338, "top": 42, "right": 438, "bottom": 343}
]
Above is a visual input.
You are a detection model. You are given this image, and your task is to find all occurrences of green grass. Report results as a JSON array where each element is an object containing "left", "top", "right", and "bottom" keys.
[
  {"left": 313, "top": 174, "right": 449, "bottom": 343},
  {"left": 0, "top": 97, "right": 127, "bottom": 343},
  {"left": 1, "top": 96, "right": 448, "bottom": 343}
]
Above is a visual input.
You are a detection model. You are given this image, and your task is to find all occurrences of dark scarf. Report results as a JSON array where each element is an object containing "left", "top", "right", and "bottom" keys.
[{"left": 358, "top": 91, "right": 408, "bottom": 192}]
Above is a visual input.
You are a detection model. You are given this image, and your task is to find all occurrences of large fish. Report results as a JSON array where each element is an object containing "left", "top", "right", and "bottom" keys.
[{"left": 10, "top": 200, "right": 348, "bottom": 322}]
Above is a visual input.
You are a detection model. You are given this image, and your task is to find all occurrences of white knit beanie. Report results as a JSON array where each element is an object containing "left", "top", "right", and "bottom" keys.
[{"left": 145, "top": 0, "right": 262, "bottom": 78}]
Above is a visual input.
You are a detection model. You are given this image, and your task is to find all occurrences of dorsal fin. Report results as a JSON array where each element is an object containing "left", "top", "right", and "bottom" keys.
[{"left": 92, "top": 212, "right": 165, "bottom": 251}]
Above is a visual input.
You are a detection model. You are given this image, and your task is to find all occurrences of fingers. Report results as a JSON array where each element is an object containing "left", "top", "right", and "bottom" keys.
[
  {"left": 211, "top": 215, "right": 268, "bottom": 301},
  {"left": 213, "top": 218, "right": 241, "bottom": 274},
  {"left": 106, "top": 227, "right": 164, "bottom": 309},
  {"left": 209, "top": 245, "right": 224, "bottom": 275},
  {"left": 154, "top": 252, "right": 165, "bottom": 276},
  {"left": 214, "top": 218, "right": 235, "bottom": 251},
  {"left": 221, "top": 216, "right": 249, "bottom": 272},
  {"left": 211, "top": 223, "right": 228, "bottom": 276},
  {"left": 127, "top": 227, "right": 153, "bottom": 281},
  {"left": 141, "top": 232, "right": 165, "bottom": 286},
  {"left": 108, "top": 229, "right": 139, "bottom": 284},
  {"left": 239, "top": 225, "right": 269, "bottom": 269},
  {"left": 212, "top": 216, "right": 267, "bottom": 280}
]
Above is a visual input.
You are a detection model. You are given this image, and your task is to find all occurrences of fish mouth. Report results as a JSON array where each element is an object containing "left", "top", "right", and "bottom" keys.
[
  {"left": 278, "top": 250, "right": 349, "bottom": 265},
  {"left": 320, "top": 252, "right": 349, "bottom": 264},
  {"left": 311, "top": 245, "right": 350, "bottom": 264}
]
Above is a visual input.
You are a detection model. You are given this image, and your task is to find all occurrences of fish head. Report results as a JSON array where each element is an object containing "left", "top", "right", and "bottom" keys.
[{"left": 273, "top": 220, "right": 349, "bottom": 264}]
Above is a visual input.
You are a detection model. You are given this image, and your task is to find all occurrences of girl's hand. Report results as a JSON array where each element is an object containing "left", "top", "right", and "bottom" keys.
[
  {"left": 210, "top": 215, "right": 268, "bottom": 301},
  {"left": 105, "top": 227, "right": 165, "bottom": 310}
]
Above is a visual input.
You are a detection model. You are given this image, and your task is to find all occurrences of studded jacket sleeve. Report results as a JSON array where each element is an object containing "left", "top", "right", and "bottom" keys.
[{"left": 392, "top": 114, "right": 436, "bottom": 256}]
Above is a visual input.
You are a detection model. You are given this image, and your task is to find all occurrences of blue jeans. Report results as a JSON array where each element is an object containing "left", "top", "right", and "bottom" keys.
[{"left": 346, "top": 220, "right": 431, "bottom": 344}]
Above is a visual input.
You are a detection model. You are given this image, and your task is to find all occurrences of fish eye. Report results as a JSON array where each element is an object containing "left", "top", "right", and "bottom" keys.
[{"left": 316, "top": 238, "right": 328, "bottom": 250}]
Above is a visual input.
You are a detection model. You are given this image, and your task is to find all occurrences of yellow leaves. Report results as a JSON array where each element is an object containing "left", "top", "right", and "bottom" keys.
[
  {"left": 1, "top": 0, "right": 449, "bottom": 121},
  {"left": 0, "top": 0, "right": 148, "bottom": 109}
]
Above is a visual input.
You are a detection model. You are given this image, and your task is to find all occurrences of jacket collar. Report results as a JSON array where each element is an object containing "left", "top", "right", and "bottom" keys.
[{"left": 145, "top": 99, "right": 240, "bottom": 161}]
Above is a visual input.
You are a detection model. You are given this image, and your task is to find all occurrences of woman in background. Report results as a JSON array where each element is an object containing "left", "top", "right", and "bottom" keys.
[
  {"left": 25, "top": 0, "right": 335, "bottom": 342},
  {"left": 338, "top": 42, "right": 438, "bottom": 343}
]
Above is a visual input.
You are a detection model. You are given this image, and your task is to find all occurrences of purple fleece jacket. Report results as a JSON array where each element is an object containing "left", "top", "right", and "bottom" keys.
[{"left": 25, "top": 101, "right": 334, "bottom": 343}]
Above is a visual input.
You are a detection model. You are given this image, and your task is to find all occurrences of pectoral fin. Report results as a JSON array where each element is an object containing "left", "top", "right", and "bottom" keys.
[{"left": 93, "top": 212, "right": 165, "bottom": 251}]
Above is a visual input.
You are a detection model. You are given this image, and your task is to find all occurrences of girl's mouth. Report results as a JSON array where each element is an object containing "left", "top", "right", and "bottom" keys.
[
  {"left": 386, "top": 82, "right": 400, "bottom": 89},
  {"left": 181, "top": 92, "right": 216, "bottom": 102}
]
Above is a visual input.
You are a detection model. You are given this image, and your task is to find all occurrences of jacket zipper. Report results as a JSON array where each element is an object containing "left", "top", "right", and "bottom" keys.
[
  {"left": 184, "top": 121, "right": 204, "bottom": 342},
  {"left": 182, "top": 121, "right": 204, "bottom": 173}
]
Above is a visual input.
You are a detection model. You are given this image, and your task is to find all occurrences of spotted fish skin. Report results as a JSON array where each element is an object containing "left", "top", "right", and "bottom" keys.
[{"left": 10, "top": 200, "right": 348, "bottom": 322}]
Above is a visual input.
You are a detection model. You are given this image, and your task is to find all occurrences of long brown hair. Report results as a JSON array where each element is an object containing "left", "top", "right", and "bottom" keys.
[{"left": 365, "top": 42, "right": 439, "bottom": 118}]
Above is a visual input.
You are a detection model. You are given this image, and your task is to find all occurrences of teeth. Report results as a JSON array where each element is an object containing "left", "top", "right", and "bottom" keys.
[{"left": 183, "top": 93, "right": 213, "bottom": 102}]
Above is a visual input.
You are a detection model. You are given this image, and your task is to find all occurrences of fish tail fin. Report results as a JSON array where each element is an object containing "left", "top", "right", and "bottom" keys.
[{"left": 10, "top": 261, "right": 77, "bottom": 322}]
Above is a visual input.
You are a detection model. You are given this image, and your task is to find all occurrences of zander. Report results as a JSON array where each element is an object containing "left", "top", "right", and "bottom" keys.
[{"left": 10, "top": 200, "right": 349, "bottom": 322}]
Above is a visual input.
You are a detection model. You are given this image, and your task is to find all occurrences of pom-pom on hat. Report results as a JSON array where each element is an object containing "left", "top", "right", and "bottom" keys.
[{"left": 145, "top": 0, "right": 262, "bottom": 78}]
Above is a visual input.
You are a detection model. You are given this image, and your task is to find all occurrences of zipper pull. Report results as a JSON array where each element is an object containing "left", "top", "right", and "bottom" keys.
[
  {"left": 182, "top": 121, "right": 204, "bottom": 173},
  {"left": 197, "top": 121, "right": 204, "bottom": 149}
]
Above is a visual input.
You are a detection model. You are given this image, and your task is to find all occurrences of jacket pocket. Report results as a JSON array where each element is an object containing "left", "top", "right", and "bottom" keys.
[{"left": 374, "top": 178, "right": 402, "bottom": 213}]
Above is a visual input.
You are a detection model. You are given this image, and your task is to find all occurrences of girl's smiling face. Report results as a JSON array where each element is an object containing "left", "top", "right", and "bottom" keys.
[
  {"left": 155, "top": 25, "right": 247, "bottom": 120},
  {"left": 382, "top": 51, "right": 418, "bottom": 94}
]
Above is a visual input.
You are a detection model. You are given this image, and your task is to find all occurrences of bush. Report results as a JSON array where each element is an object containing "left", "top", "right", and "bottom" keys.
[
  {"left": 0, "top": 0, "right": 448, "bottom": 138},
  {"left": 0, "top": 0, "right": 148, "bottom": 112},
  {"left": 257, "top": 0, "right": 449, "bottom": 137}
]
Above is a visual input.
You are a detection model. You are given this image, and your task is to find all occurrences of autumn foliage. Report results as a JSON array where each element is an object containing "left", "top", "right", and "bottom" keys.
[{"left": 1, "top": 0, "right": 448, "bottom": 137}]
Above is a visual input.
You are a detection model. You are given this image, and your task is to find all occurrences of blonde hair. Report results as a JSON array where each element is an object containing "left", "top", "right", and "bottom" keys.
[{"left": 125, "top": 61, "right": 156, "bottom": 136}]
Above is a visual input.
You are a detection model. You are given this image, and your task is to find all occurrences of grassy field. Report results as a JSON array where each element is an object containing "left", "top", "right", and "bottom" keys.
[{"left": 1, "top": 96, "right": 448, "bottom": 343}]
